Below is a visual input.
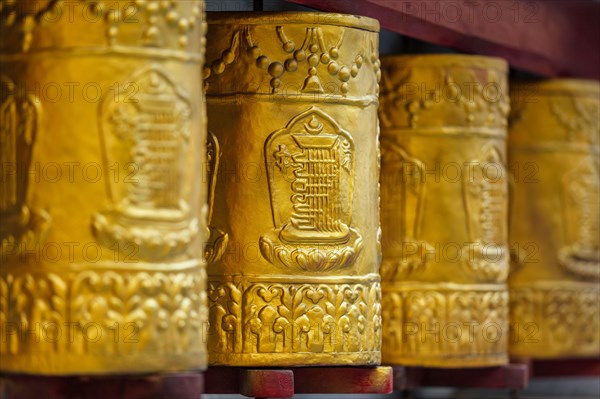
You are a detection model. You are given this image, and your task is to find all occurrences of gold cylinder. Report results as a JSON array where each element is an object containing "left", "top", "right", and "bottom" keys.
[
  {"left": 509, "top": 79, "right": 600, "bottom": 359},
  {"left": 378, "top": 55, "right": 510, "bottom": 367},
  {"left": 204, "top": 12, "right": 382, "bottom": 366},
  {"left": 0, "top": 1, "right": 208, "bottom": 374}
]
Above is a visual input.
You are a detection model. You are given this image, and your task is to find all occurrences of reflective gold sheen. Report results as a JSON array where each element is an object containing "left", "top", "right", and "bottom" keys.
[
  {"left": 0, "top": 0, "right": 208, "bottom": 374},
  {"left": 204, "top": 12, "right": 382, "bottom": 366},
  {"left": 379, "top": 55, "right": 510, "bottom": 367},
  {"left": 509, "top": 79, "right": 600, "bottom": 359}
]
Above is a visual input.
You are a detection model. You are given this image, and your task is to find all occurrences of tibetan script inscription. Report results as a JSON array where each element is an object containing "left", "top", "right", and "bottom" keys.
[
  {"left": 260, "top": 107, "right": 362, "bottom": 272},
  {"left": 0, "top": 75, "right": 50, "bottom": 256},
  {"left": 380, "top": 140, "right": 433, "bottom": 280},
  {"left": 463, "top": 144, "right": 509, "bottom": 283},
  {"left": 560, "top": 156, "right": 600, "bottom": 279},
  {"left": 204, "top": 131, "right": 229, "bottom": 264},
  {"left": 93, "top": 65, "right": 198, "bottom": 260}
]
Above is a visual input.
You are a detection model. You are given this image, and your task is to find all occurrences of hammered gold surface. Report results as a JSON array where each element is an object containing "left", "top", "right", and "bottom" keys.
[
  {"left": 509, "top": 79, "right": 600, "bottom": 359},
  {"left": 204, "top": 12, "right": 382, "bottom": 366},
  {"left": 0, "top": 0, "right": 208, "bottom": 374},
  {"left": 379, "top": 55, "right": 510, "bottom": 367}
]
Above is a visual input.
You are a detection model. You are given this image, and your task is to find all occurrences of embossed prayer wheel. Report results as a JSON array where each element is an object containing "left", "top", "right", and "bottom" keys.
[
  {"left": 509, "top": 79, "right": 600, "bottom": 359},
  {"left": 204, "top": 12, "right": 382, "bottom": 366},
  {"left": 378, "top": 55, "right": 510, "bottom": 367},
  {"left": 0, "top": 0, "right": 208, "bottom": 375}
]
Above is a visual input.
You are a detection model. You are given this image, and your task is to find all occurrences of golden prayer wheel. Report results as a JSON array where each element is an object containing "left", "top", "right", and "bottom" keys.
[
  {"left": 378, "top": 55, "right": 510, "bottom": 367},
  {"left": 0, "top": 0, "right": 208, "bottom": 374},
  {"left": 509, "top": 79, "right": 600, "bottom": 359},
  {"left": 204, "top": 12, "right": 382, "bottom": 366}
]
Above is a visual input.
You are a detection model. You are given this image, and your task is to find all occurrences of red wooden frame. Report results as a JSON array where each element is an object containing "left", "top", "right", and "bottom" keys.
[
  {"left": 204, "top": 366, "right": 394, "bottom": 397},
  {"left": 393, "top": 363, "right": 529, "bottom": 390},
  {"left": 285, "top": 0, "right": 600, "bottom": 80},
  {"left": 0, "top": 372, "right": 203, "bottom": 399},
  {"left": 518, "top": 357, "right": 600, "bottom": 378}
]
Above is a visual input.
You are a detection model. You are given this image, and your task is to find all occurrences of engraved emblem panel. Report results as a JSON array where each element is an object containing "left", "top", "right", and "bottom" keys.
[
  {"left": 510, "top": 285, "right": 600, "bottom": 357},
  {"left": 93, "top": 66, "right": 197, "bottom": 260},
  {"left": 260, "top": 107, "right": 362, "bottom": 271},
  {"left": 0, "top": 268, "right": 206, "bottom": 358},
  {"left": 0, "top": 75, "right": 50, "bottom": 256},
  {"left": 204, "top": 131, "right": 228, "bottom": 264},
  {"left": 382, "top": 288, "right": 508, "bottom": 363},
  {"left": 203, "top": 25, "right": 380, "bottom": 95},
  {"left": 207, "top": 278, "right": 381, "bottom": 357},
  {"left": 462, "top": 144, "right": 509, "bottom": 282},
  {"left": 551, "top": 96, "right": 599, "bottom": 146},
  {"left": 380, "top": 139, "right": 433, "bottom": 281},
  {"left": 0, "top": 0, "right": 204, "bottom": 52},
  {"left": 560, "top": 156, "right": 600, "bottom": 279}
]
